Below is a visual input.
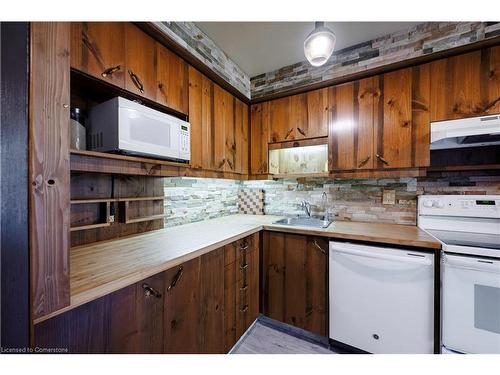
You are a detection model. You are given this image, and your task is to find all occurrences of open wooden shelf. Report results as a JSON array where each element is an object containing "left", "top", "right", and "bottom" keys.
[
  {"left": 70, "top": 222, "right": 111, "bottom": 232},
  {"left": 71, "top": 196, "right": 164, "bottom": 204},
  {"left": 123, "top": 214, "right": 167, "bottom": 224},
  {"left": 70, "top": 149, "right": 187, "bottom": 177}
]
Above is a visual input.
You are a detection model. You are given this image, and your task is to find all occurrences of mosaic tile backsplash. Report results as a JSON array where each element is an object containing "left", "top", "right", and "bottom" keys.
[{"left": 164, "top": 171, "right": 500, "bottom": 228}]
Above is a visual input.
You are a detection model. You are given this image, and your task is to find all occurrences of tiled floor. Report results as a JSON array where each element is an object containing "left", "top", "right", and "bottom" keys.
[{"left": 231, "top": 317, "right": 336, "bottom": 354}]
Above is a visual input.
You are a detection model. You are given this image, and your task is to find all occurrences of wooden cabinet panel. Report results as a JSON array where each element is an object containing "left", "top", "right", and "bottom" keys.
[
  {"left": 376, "top": 66, "right": 430, "bottom": 169},
  {"left": 108, "top": 273, "right": 165, "bottom": 353},
  {"left": 163, "top": 258, "right": 200, "bottom": 353},
  {"left": 70, "top": 22, "right": 125, "bottom": 87},
  {"left": 199, "top": 247, "right": 225, "bottom": 354},
  {"left": 30, "top": 22, "right": 71, "bottom": 320},
  {"left": 262, "top": 231, "right": 328, "bottom": 337},
  {"left": 156, "top": 43, "right": 188, "bottom": 114},
  {"left": 250, "top": 102, "right": 270, "bottom": 175},
  {"left": 430, "top": 46, "right": 500, "bottom": 122},
  {"left": 289, "top": 93, "right": 308, "bottom": 139},
  {"left": 269, "top": 96, "right": 293, "bottom": 142},
  {"left": 235, "top": 98, "right": 250, "bottom": 174},
  {"left": 125, "top": 24, "right": 156, "bottom": 101},
  {"left": 304, "top": 88, "right": 329, "bottom": 139},
  {"left": 213, "top": 85, "right": 236, "bottom": 172}
]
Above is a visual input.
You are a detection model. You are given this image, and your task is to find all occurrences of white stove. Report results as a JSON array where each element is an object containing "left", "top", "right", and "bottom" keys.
[{"left": 418, "top": 195, "right": 500, "bottom": 354}]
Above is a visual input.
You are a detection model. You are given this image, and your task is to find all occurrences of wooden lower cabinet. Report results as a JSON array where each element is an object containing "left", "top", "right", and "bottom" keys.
[
  {"left": 224, "top": 232, "right": 260, "bottom": 352},
  {"left": 261, "top": 231, "right": 328, "bottom": 337}
]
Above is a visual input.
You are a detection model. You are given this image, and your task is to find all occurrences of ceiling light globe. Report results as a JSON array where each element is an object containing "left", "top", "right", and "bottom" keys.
[{"left": 304, "top": 24, "right": 336, "bottom": 67}]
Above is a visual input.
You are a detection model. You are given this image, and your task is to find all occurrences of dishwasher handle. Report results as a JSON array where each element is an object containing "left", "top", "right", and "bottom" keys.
[
  {"left": 330, "top": 244, "right": 433, "bottom": 266},
  {"left": 444, "top": 254, "right": 500, "bottom": 273}
]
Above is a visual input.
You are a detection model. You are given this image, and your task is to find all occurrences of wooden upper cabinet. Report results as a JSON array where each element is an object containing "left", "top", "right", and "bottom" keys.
[
  {"left": 125, "top": 24, "right": 157, "bottom": 101},
  {"left": 329, "top": 78, "right": 377, "bottom": 170},
  {"left": 250, "top": 102, "right": 270, "bottom": 175},
  {"left": 269, "top": 96, "right": 292, "bottom": 142},
  {"left": 235, "top": 98, "right": 250, "bottom": 174},
  {"left": 430, "top": 46, "right": 500, "bottom": 122},
  {"left": 70, "top": 22, "right": 126, "bottom": 87},
  {"left": 303, "top": 88, "right": 329, "bottom": 139},
  {"left": 213, "top": 85, "right": 236, "bottom": 172},
  {"left": 156, "top": 43, "right": 189, "bottom": 114},
  {"left": 376, "top": 65, "right": 430, "bottom": 169}
]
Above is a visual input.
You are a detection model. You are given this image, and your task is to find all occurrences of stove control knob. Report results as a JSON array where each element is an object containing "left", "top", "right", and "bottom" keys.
[
  {"left": 433, "top": 200, "right": 445, "bottom": 208},
  {"left": 422, "top": 200, "right": 433, "bottom": 208}
]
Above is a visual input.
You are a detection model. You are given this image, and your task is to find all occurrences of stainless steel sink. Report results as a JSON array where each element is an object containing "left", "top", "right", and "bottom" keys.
[{"left": 274, "top": 217, "right": 333, "bottom": 229}]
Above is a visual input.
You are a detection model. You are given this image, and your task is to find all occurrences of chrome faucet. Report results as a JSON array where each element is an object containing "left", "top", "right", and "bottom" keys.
[{"left": 301, "top": 201, "right": 312, "bottom": 218}]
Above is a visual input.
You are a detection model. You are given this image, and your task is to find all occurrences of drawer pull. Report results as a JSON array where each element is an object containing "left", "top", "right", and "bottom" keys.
[
  {"left": 101, "top": 65, "right": 121, "bottom": 77},
  {"left": 239, "top": 245, "right": 249, "bottom": 252},
  {"left": 167, "top": 266, "right": 184, "bottom": 292},
  {"left": 357, "top": 155, "right": 371, "bottom": 168},
  {"left": 239, "top": 305, "right": 249, "bottom": 313},
  {"left": 297, "top": 127, "right": 306, "bottom": 137},
  {"left": 284, "top": 128, "right": 294, "bottom": 139},
  {"left": 240, "top": 284, "right": 248, "bottom": 291},
  {"left": 226, "top": 158, "right": 234, "bottom": 170},
  {"left": 240, "top": 263, "right": 248, "bottom": 270},
  {"left": 142, "top": 283, "right": 162, "bottom": 299}
]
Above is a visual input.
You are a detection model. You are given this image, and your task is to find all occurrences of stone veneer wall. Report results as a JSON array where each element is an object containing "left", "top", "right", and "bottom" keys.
[
  {"left": 154, "top": 22, "right": 251, "bottom": 98},
  {"left": 251, "top": 22, "right": 500, "bottom": 98},
  {"left": 164, "top": 171, "right": 500, "bottom": 228}
]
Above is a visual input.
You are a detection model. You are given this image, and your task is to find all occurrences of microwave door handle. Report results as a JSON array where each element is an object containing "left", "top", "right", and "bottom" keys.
[{"left": 444, "top": 254, "right": 500, "bottom": 273}]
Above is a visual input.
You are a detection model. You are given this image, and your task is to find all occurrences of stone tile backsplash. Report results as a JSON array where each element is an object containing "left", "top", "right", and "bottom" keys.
[{"left": 164, "top": 171, "right": 500, "bottom": 228}]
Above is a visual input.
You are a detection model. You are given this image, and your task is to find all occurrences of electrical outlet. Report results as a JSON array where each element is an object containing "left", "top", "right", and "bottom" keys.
[
  {"left": 109, "top": 215, "right": 115, "bottom": 223},
  {"left": 382, "top": 190, "right": 396, "bottom": 205}
]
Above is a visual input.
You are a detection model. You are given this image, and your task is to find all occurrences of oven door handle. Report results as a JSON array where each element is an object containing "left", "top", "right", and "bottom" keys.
[{"left": 444, "top": 254, "right": 500, "bottom": 273}]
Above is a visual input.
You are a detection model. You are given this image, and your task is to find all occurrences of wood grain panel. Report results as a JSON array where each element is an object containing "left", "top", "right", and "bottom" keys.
[
  {"left": 269, "top": 96, "right": 292, "bottom": 142},
  {"left": 262, "top": 232, "right": 286, "bottom": 322},
  {"left": 163, "top": 258, "right": 201, "bottom": 353},
  {"left": 412, "top": 64, "right": 431, "bottom": 167},
  {"left": 250, "top": 103, "right": 270, "bottom": 175},
  {"left": 70, "top": 22, "right": 125, "bottom": 88},
  {"left": 30, "top": 22, "right": 71, "bottom": 320},
  {"left": 246, "top": 232, "right": 260, "bottom": 326},
  {"left": 202, "top": 74, "right": 215, "bottom": 170},
  {"left": 379, "top": 68, "right": 413, "bottom": 168},
  {"left": 289, "top": 93, "right": 308, "bottom": 140},
  {"left": 188, "top": 66, "right": 203, "bottom": 169},
  {"left": 235, "top": 98, "right": 249, "bottom": 174},
  {"left": 125, "top": 24, "right": 156, "bottom": 101},
  {"left": 199, "top": 247, "right": 225, "bottom": 353},
  {"left": 224, "top": 249, "right": 238, "bottom": 352},
  {"left": 487, "top": 46, "right": 500, "bottom": 114},
  {"left": 156, "top": 42, "right": 188, "bottom": 114},
  {"left": 214, "top": 84, "right": 227, "bottom": 171},
  {"left": 224, "top": 90, "right": 236, "bottom": 173},
  {"left": 306, "top": 88, "right": 329, "bottom": 139},
  {"left": 284, "top": 234, "right": 308, "bottom": 328}
]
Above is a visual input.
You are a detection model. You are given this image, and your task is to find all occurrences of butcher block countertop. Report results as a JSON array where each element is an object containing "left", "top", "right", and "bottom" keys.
[{"left": 34, "top": 214, "right": 440, "bottom": 324}]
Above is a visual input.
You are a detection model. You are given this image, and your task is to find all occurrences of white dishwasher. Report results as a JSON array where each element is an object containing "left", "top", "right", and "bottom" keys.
[{"left": 329, "top": 241, "right": 435, "bottom": 354}]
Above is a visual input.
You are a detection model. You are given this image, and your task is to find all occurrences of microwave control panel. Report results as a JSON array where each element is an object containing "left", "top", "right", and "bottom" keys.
[{"left": 179, "top": 123, "right": 190, "bottom": 159}]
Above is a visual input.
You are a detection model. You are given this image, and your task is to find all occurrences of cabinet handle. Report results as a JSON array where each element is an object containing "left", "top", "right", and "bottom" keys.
[
  {"left": 376, "top": 154, "right": 390, "bottom": 166},
  {"left": 128, "top": 69, "right": 144, "bottom": 94},
  {"left": 284, "top": 128, "right": 294, "bottom": 139},
  {"left": 357, "top": 155, "right": 371, "bottom": 168},
  {"left": 240, "top": 284, "right": 248, "bottom": 291},
  {"left": 239, "top": 245, "right": 249, "bottom": 252},
  {"left": 101, "top": 65, "right": 121, "bottom": 78},
  {"left": 313, "top": 239, "right": 326, "bottom": 254},
  {"left": 142, "top": 283, "right": 162, "bottom": 299},
  {"left": 167, "top": 266, "right": 184, "bottom": 292},
  {"left": 484, "top": 96, "right": 500, "bottom": 113},
  {"left": 297, "top": 127, "right": 306, "bottom": 137},
  {"left": 239, "top": 305, "right": 249, "bottom": 313},
  {"left": 218, "top": 159, "right": 226, "bottom": 169},
  {"left": 240, "top": 263, "right": 249, "bottom": 270},
  {"left": 226, "top": 158, "right": 234, "bottom": 170}
]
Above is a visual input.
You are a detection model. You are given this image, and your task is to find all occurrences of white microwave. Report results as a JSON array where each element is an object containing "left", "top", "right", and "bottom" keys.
[{"left": 88, "top": 97, "right": 190, "bottom": 162}]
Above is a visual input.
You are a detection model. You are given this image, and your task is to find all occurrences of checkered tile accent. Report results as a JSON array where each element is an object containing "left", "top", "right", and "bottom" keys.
[{"left": 238, "top": 188, "right": 265, "bottom": 215}]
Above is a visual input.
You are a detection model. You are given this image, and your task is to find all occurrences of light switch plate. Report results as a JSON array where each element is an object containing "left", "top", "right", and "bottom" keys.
[{"left": 382, "top": 189, "right": 396, "bottom": 205}]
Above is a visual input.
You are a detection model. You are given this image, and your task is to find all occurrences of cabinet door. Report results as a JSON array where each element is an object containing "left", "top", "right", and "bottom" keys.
[
  {"left": 235, "top": 98, "right": 250, "bottom": 174},
  {"left": 156, "top": 43, "right": 188, "bottom": 114},
  {"left": 269, "top": 96, "right": 294, "bottom": 142},
  {"left": 108, "top": 273, "right": 165, "bottom": 353},
  {"left": 250, "top": 102, "right": 270, "bottom": 175},
  {"left": 199, "top": 247, "right": 225, "bottom": 354},
  {"left": 188, "top": 66, "right": 205, "bottom": 169},
  {"left": 262, "top": 232, "right": 328, "bottom": 337},
  {"left": 163, "top": 258, "right": 201, "bottom": 353},
  {"left": 303, "top": 88, "right": 329, "bottom": 139},
  {"left": 329, "top": 78, "right": 377, "bottom": 170},
  {"left": 70, "top": 22, "right": 125, "bottom": 87},
  {"left": 430, "top": 46, "right": 500, "bottom": 122},
  {"left": 125, "top": 24, "right": 156, "bottom": 101},
  {"left": 375, "top": 65, "right": 430, "bottom": 169},
  {"left": 214, "top": 85, "right": 235, "bottom": 172}
]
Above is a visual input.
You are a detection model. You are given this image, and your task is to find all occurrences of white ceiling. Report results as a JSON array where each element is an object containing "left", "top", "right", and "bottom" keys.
[{"left": 195, "top": 22, "right": 421, "bottom": 77}]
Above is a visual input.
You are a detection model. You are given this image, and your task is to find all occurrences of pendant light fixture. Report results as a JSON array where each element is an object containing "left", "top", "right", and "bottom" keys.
[{"left": 304, "top": 22, "right": 336, "bottom": 67}]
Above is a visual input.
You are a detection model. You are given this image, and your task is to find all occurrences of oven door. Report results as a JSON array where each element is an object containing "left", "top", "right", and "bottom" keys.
[
  {"left": 118, "top": 103, "right": 180, "bottom": 160},
  {"left": 443, "top": 253, "right": 500, "bottom": 353}
]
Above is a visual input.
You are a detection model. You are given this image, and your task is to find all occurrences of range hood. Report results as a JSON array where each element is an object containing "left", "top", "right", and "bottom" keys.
[{"left": 430, "top": 114, "right": 500, "bottom": 150}]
